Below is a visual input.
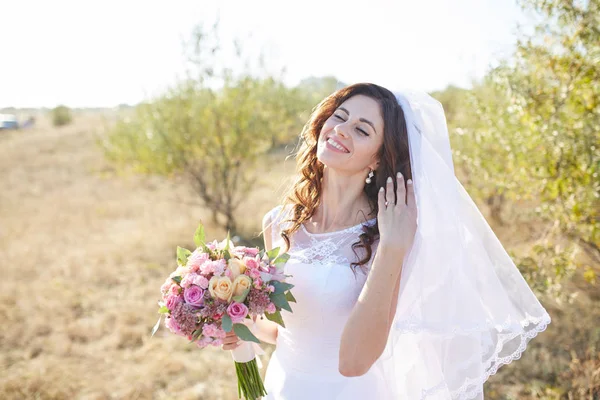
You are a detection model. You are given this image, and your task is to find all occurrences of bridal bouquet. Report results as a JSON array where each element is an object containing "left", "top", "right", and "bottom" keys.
[{"left": 152, "top": 223, "right": 295, "bottom": 400}]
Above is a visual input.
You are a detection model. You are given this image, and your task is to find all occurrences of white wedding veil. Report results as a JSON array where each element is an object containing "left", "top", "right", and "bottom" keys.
[{"left": 372, "top": 90, "right": 551, "bottom": 399}]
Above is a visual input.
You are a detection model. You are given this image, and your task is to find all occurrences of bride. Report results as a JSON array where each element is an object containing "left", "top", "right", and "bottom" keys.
[{"left": 221, "top": 83, "right": 551, "bottom": 399}]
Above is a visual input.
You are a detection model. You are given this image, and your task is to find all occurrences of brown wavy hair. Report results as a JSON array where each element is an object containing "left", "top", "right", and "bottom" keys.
[{"left": 276, "top": 83, "right": 412, "bottom": 275}]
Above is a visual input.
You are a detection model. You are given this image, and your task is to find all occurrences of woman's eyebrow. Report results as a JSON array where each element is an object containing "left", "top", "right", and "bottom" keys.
[{"left": 338, "top": 107, "right": 377, "bottom": 133}]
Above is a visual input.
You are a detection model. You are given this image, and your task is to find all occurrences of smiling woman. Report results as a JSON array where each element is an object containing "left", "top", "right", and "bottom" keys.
[{"left": 218, "top": 83, "right": 550, "bottom": 400}]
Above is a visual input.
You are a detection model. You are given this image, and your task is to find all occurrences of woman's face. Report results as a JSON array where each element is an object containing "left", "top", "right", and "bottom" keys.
[{"left": 316, "top": 94, "right": 384, "bottom": 174}]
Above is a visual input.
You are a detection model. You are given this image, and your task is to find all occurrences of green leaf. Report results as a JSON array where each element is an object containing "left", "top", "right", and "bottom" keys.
[
  {"left": 233, "top": 323, "right": 260, "bottom": 343},
  {"left": 258, "top": 249, "right": 265, "bottom": 260},
  {"left": 270, "top": 281, "right": 294, "bottom": 294},
  {"left": 223, "top": 249, "right": 231, "bottom": 261},
  {"left": 221, "top": 314, "right": 233, "bottom": 332},
  {"left": 171, "top": 275, "right": 182, "bottom": 284},
  {"left": 266, "top": 247, "right": 280, "bottom": 261},
  {"left": 151, "top": 315, "right": 162, "bottom": 337},
  {"left": 158, "top": 305, "right": 169, "bottom": 314},
  {"left": 224, "top": 231, "right": 231, "bottom": 251},
  {"left": 177, "top": 246, "right": 192, "bottom": 266},
  {"left": 273, "top": 253, "right": 290, "bottom": 267},
  {"left": 285, "top": 291, "right": 297, "bottom": 303},
  {"left": 232, "top": 287, "right": 251, "bottom": 303},
  {"left": 270, "top": 292, "right": 292, "bottom": 312},
  {"left": 265, "top": 310, "right": 285, "bottom": 328},
  {"left": 189, "top": 328, "right": 203, "bottom": 343},
  {"left": 194, "top": 223, "right": 206, "bottom": 247}
]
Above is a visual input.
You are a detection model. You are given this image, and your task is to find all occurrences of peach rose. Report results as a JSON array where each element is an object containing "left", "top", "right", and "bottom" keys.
[
  {"left": 228, "top": 258, "right": 247, "bottom": 279},
  {"left": 208, "top": 276, "right": 234, "bottom": 302},
  {"left": 232, "top": 275, "right": 252, "bottom": 300}
]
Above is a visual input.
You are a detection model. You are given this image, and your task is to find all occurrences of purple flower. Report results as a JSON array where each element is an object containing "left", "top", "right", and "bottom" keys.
[
  {"left": 184, "top": 285, "right": 205, "bottom": 307},
  {"left": 171, "top": 302, "right": 199, "bottom": 336},
  {"left": 246, "top": 287, "right": 271, "bottom": 315},
  {"left": 227, "top": 302, "right": 249, "bottom": 323}
]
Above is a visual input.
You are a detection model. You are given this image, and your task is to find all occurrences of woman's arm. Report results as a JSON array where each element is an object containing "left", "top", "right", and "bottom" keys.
[{"left": 338, "top": 244, "right": 405, "bottom": 377}]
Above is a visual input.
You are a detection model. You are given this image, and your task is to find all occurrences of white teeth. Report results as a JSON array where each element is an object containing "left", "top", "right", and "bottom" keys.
[{"left": 327, "top": 138, "right": 348, "bottom": 152}]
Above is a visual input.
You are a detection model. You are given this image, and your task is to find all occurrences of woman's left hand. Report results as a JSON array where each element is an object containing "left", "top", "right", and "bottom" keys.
[{"left": 377, "top": 172, "right": 417, "bottom": 256}]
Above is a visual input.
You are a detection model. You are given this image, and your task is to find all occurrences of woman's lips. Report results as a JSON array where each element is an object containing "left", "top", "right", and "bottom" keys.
[{"left": 325, "top": 137, "right": 350, "bottom": 153}]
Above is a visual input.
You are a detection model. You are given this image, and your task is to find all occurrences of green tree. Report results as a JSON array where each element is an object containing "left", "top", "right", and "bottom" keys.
[
  {"left": 51, "top": 105, "right": 72, "bottom": 127},
  {"left": 101, "top": 25, "right": 314, "bottom": 232},
  {"left": 449, "top": 0, "right": 599, "bottom": 294}
]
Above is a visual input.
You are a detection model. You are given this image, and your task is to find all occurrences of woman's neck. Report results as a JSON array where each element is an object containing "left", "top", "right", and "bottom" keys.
[{"left": 309, "top": 167, "right": 372, "bottom": 231}]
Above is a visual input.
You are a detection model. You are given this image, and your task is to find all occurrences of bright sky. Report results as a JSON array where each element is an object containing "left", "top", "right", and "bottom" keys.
[{"left": 0, "top": 0, "right": 527, "bottom": 108}]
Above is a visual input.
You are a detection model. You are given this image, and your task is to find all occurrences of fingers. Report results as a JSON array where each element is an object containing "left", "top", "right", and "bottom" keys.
[
  {"left": 222, "top": 342, "right": 241, "bottom": 351},
  {"left": 378, "top": 185, "right": 386, "bottom": 211},
  {"left": 396, "top": 172, "right": 406, "bottom": 206},
  {"left": 385, "top": 176, "right": 395, "bottom": 206},
  {"left": 406, "top": 178, "right": 416, "bottom": 209},
  {"left": 222, "top": 331, "right": 240, "bottom": 351}
]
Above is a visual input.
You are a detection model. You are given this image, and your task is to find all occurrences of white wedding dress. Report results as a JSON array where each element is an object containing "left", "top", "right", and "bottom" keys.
[{"left": 262, "top": 205, "right": 391, "bottom": 399}]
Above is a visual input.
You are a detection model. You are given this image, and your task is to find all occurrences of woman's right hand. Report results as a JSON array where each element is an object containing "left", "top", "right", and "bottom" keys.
[{"left": 222, "top": 330, "right": 241, "bottom": 351}]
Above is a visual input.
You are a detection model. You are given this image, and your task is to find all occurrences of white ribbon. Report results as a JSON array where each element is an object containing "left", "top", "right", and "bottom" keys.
[{"left": 230, "top": 319, "right": 266, "bottom": 368}]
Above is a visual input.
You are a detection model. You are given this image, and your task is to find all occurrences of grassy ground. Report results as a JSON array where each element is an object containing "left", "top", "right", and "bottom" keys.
[{"left": 0, "top": 113, "right": 597, "bottom": 399}]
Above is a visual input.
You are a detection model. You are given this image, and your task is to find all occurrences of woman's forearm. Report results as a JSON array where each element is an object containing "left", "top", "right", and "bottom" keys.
[{"left": 339, "top": 244, "right": 405, "bottom": 377}]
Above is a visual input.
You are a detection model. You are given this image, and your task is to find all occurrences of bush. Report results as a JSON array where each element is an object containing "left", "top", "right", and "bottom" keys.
[{"left": 51, "top": 105, "right": 72, "bottom": 127}]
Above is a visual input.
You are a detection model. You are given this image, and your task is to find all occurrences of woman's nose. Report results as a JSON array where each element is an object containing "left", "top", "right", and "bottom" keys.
[{"left": 334, "top": 123, "right": 349, "bottom": 138}]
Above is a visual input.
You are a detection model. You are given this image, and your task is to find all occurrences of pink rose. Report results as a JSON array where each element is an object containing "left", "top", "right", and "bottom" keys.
[
  {"left": 196, "top": 335, "right": 213, "bottom": 348},
  {"left": 248, "top": 268, "right": 261, "bottom": 279},
  {"left": 160, "top": 280, "right": 172, "bottom": 294},
  {"left": 191, "top": 274, "right": 209, "bottom": 289},
  {"left": 169, "top": 285, "right": 181, "bottom": 295},
  {"left": 227, "top": 302, "right": 249, "bottom": 323},
  {"left": 245, "top": 247, "right": 259, "bottom": 257},
  {"left": 187, "top": 251, "right": 209, "bottom": 270},
  {"left": 266, "top": 302, "right": 276, "bottom": 314},
  {"left": 213, "top": 259, "right": 226, "bottom": 275},
  {"left": 180, "top": 275, "right": 193, "bottom": 288},
  {"left": 202, "top": 323, "right": 216, "bottom": 337},
  {"left": 266, "top": 285, "right": 275, "bottom": 293},
  {"left": 253, "top": 278, "right": 263, "bottom": 289},
  {"left": 183, "top": 285, "right": 205, "bottom": 307},
  {"left": 213, "top": 327, "right": 227, "bottom": 338},
  {"left": 200, "top": 259, "right": 227, "bottom": 276},
  {"left": 244, "top": 258, "right": 259, "bottom": 270},
  {"left": 165, "top": 294, "right": 183, "bottom": 311}
]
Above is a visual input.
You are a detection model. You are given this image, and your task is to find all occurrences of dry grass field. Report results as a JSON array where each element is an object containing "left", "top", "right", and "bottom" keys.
[{"left": 0, "top": 112, "right": 597, "bottom": 399}]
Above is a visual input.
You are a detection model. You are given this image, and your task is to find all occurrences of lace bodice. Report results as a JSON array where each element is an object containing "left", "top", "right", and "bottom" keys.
[{"left": 267, "top": 205, "right": 378, "bottom": 269}]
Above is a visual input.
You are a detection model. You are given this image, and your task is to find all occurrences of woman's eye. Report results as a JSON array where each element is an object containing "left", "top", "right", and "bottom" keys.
[
  {"left": 333, "top": 114, "right": 345, "bottom": 121},
  {"left": 357, "top": 128, "right": 369, "bottom": 136}
]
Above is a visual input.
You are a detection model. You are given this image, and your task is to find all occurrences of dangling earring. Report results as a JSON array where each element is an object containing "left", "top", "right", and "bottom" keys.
[{"left": 365, "top": 169, "right": 374, "bottom": 184}]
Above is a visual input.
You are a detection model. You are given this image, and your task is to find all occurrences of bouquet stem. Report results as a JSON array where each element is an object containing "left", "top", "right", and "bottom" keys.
[{"left": 231, "top": 342, "right": 267, "bottom": 400}]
